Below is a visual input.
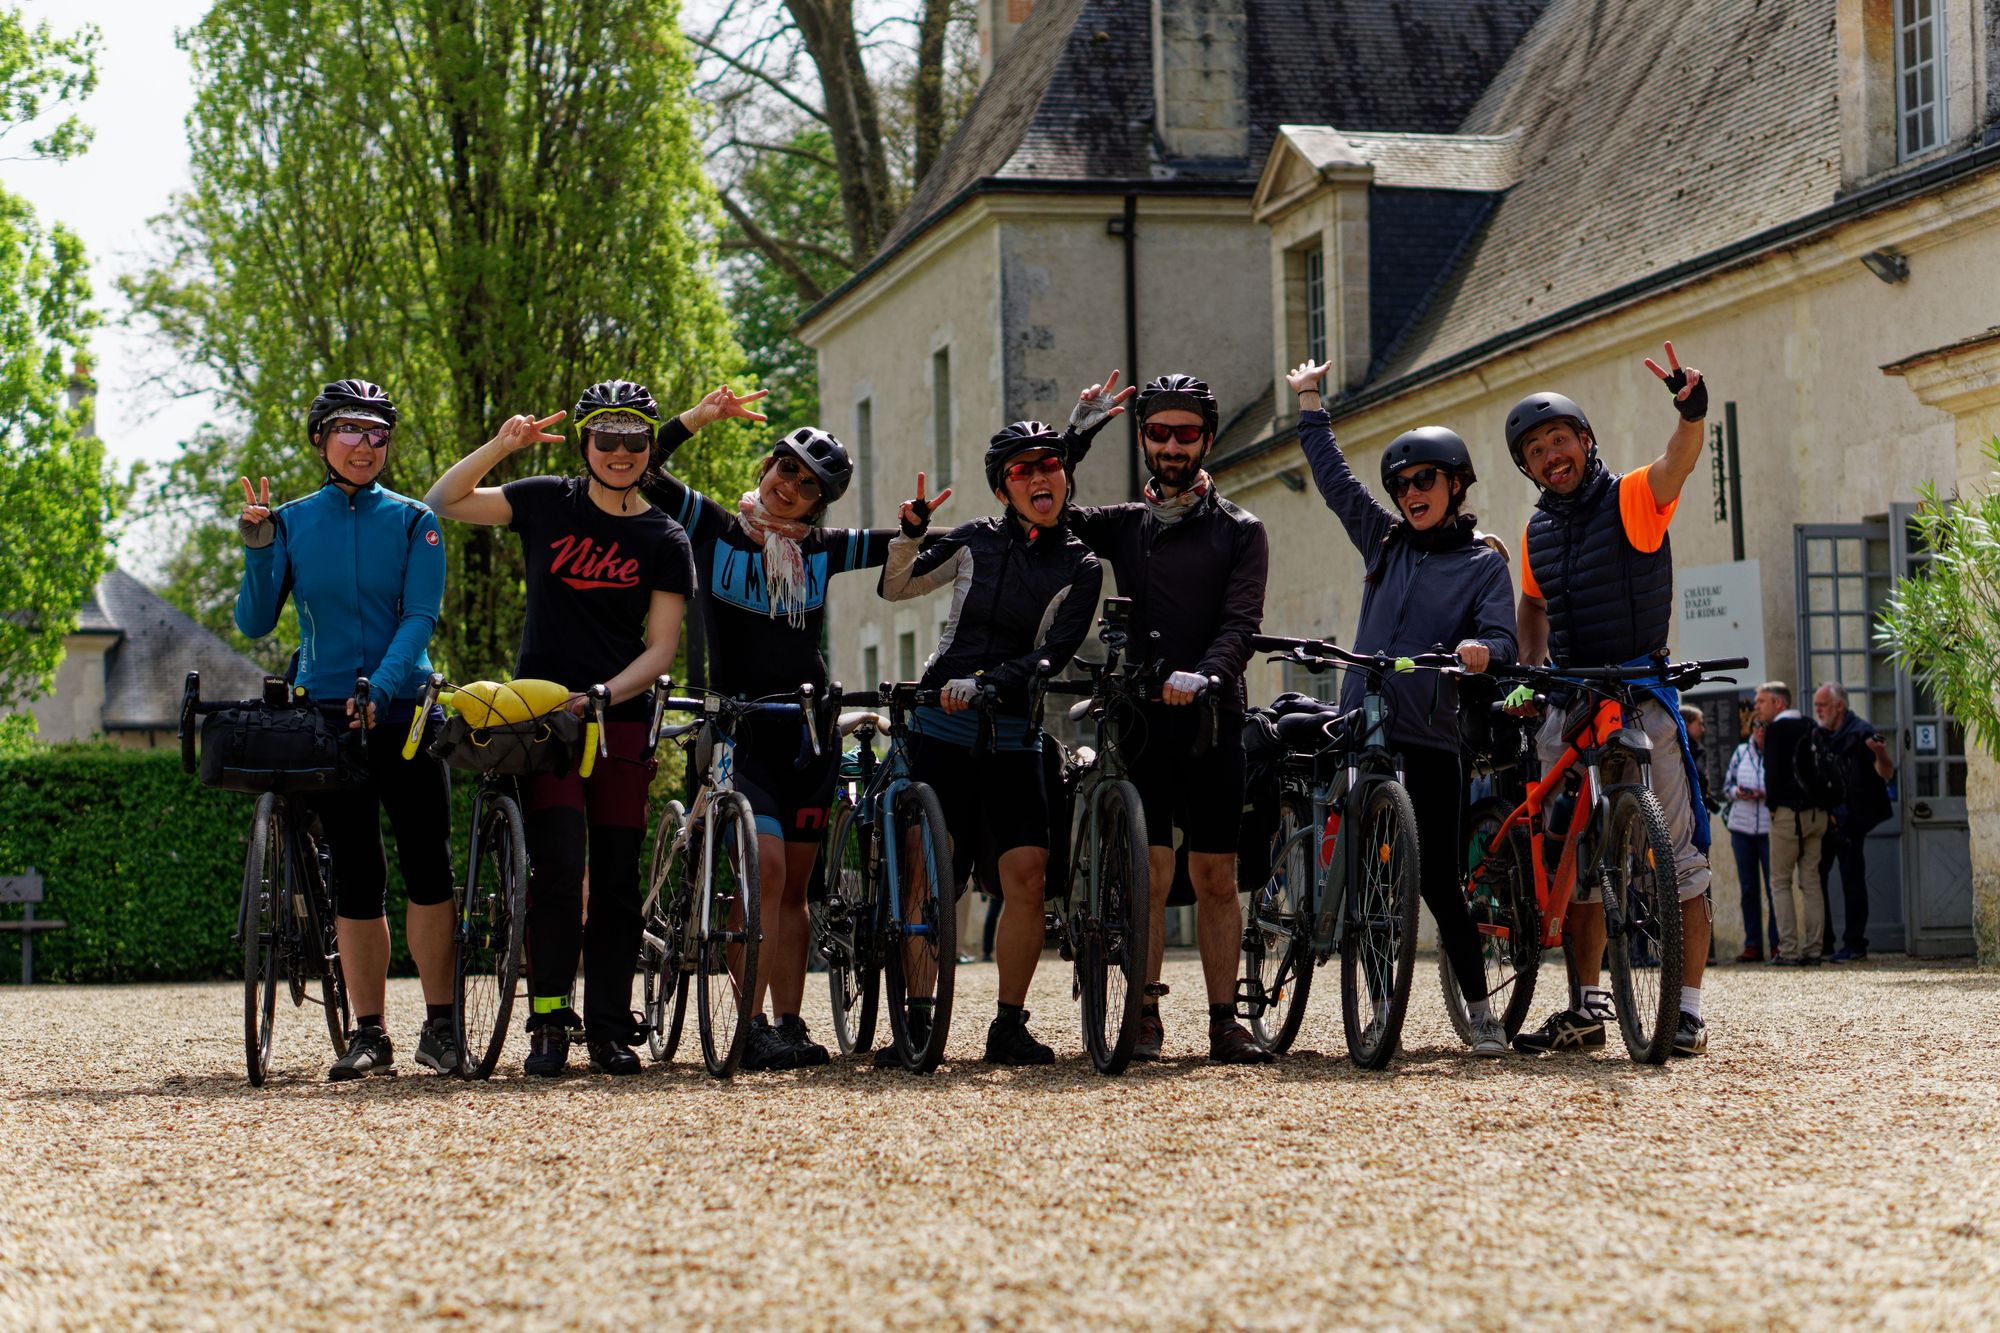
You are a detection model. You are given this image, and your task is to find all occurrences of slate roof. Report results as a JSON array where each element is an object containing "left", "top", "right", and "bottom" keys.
[{"left": 87, "top": 569, "right": 266, "bottom": 730}]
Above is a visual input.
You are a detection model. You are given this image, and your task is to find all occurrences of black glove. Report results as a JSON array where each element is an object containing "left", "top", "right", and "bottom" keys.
[
  {"left": 1662, "top": 367, "right": 1708, "bottom": 422},
  {"left": 900, "top": 496, "right": 934, "bottom": 540}
]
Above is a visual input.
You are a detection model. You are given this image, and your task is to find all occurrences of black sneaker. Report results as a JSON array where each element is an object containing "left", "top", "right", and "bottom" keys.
[
  {"left": 983, "top": 1010, "right": 1054, "bottom": 1066},
  {"left": 1512, "top": 1007, "right": 1608, "bottom": 1053},
  {"left": 414, "top": 1017, "right": 459, "bottom": 1075},
  {"left": 1671, "top": 1012, "right": 1708, "bottom": 1057},
  {"left": 524, "top": 1011, "right": 577, "bottom": 1078},
  {"left": 744, "top": 1015, "right": 803, "bottom": 1072},
  {"left": 1209, "top": 1020, "right": 1275, "bottom": 1065},
  {"left": 778, "top": 1015, "right": 831, "bottom": 1068},
  {"left": 329, "top": 1026, "right": 395, "bottom": 1081},
  {"left": 587, "top": 1035, "right": 641, "bottom": 1075},
  {"left": 871, "top": 1009, "right": 931, "bottom": 1068}
]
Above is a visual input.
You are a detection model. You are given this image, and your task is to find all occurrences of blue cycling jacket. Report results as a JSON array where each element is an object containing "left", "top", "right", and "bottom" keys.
[{"left": 235, "top": 480, "right": 445, "bottom": 703}]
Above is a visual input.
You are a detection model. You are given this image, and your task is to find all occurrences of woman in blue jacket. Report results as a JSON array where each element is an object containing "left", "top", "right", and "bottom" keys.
[
  {"left": 1286, "top": 360, "right": 1519, "bottom": 1056},
  {"left": 234, "top": 378, "right": 456, "bottom": 1081}
]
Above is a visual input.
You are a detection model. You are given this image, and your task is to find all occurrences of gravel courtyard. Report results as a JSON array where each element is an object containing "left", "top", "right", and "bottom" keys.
[{"left": 4, "top": 954, "right": 1998, "bottom": 1330}]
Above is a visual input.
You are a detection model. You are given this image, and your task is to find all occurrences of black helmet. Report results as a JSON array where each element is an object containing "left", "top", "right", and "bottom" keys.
[
  {"left": 1503, "top": 391, "right": 1592, "bottom": 477},
  {"left": 306, "top": 379, "right": 397, "bottom": 445},
  {"left": 1135, "top": 373, "right": 1218, "bottom": 439},
  {"left": 1381, "top": 426, "right": 1476, "bottom": 488},
  {"left": 984, "top": 420, "right": 1063, "bottom": 491},
  {"left": 573, "top": 379, "right": 661, "bottom": 440},
  {"left": 774, "top": 426, "right": 853, "bottom": 503}
]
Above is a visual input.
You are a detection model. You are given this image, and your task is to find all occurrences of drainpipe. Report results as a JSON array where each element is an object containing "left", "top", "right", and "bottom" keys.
[{"left": 1725, "top": 401, "right": 1745, "bottom": 562}]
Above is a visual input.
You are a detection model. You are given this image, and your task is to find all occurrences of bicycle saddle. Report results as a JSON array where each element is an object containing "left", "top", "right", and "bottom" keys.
[{"left": 1273, "top": 706, "right": 1357, "bottom": 754}]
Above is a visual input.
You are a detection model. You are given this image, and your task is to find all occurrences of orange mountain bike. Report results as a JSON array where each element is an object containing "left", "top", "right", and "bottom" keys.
[{"left": 1444, "top": 655, "right": 1744, "bottom": 1063}]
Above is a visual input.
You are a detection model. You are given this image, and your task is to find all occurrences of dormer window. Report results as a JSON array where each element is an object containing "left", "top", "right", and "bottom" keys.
[{"left": 1897, "top": 0, "right": 1945, "bottom": 158}]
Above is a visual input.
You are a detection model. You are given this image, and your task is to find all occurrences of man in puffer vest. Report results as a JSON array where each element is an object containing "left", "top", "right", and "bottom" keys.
[{"left": 1506, "top": 341, "right": 1715, "bottom": 1057}]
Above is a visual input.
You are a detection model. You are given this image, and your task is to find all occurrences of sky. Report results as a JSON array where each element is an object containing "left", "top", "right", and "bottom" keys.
[{"left": 7, "top": 0, "right": 216, "bottom": 575}]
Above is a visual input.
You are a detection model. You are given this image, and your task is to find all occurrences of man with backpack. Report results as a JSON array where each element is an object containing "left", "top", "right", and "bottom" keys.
[
  {"left": 1812, "top": 682, "right": 1896, "bottom": 961},
  {"left": 1756, "top": 682, "right": 1827, "bottom": 965}
]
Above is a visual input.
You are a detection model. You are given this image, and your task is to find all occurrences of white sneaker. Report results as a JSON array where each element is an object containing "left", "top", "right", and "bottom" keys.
[{"left": 1469, "top": 1013, "right": 1508, "bottom": 1057}]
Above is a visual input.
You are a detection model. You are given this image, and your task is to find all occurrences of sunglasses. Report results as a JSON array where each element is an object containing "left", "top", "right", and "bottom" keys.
[
  {"left": 1003, "top": 453, "right": 1066, "bottom": 484},
  {"left": 588, "top": 432, "right": 651, "bottom": 455},
  {"left": 774, "top": 453, "right": 823, "bottom": 497},
  {"left": 327, "top": 425, "right": 391, "bottom": 448},
  {"left": 1385, "top": 466, "right": 1444, "bottom": 499},
  {"left": 1142, "top": 422, "right": 1206, "bottom": 446}
]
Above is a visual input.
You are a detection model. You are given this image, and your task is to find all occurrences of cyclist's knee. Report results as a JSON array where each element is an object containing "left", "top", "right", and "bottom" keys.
[{"left": 334, "top": 875, "right": 388, "bottom": 920}]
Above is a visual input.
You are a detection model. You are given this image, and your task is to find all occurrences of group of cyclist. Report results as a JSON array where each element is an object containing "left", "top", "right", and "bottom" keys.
[{"left": 233, "top": 333, "right": 1718, "bottom": 1081}]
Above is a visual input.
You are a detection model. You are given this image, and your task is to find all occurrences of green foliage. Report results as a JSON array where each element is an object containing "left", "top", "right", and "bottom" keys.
[
  {"left": 0, "top": 9, "right": 99, "bottom": 160},
  {"left": 0, "top": 710, "right": 36, "bottom": 758},
  {"left": 1880, "top": 438, "right": 2000, "bottom": 761},
  {"left": 126, "top": 0, "right": 759, "bottom": 683}
]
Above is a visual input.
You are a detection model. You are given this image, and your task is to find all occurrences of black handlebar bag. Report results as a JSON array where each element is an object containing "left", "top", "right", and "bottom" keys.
[
  {"left": 428, "top": 711, "right": 585, "bottom": 777},
  {"left": 198, "top": 706, "right": 363, "bottom": 793}
]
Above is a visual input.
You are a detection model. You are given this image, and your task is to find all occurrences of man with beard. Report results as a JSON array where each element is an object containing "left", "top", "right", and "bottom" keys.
[
  {"left": 1505, "top": 342, "right": 1717, "bottom": 1056},
  {"left": 1061, "top": 370, "right": 1273, "bottom": 1065}
]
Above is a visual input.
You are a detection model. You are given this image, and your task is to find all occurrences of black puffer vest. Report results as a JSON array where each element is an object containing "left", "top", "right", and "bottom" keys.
[{"left": 1526, "top": 459, "right": 1673, "bottom": 667}]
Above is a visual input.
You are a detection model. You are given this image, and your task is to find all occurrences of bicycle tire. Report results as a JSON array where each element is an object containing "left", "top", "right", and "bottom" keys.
[
  {"left": 1602, "top": 786, "right": 1684, "bottom": 1063},
  {"left": 696, "top": 792, "right": 761, "bottom": 1078},
  {"left": 1244, "top": 790, "right": 1316, "bottom": 1054},
  {"left": 455, "top": 793, "right": 527, "bottom": 1079},
  {"left": 298, "top": 841, "right": 350, "bottom": 1057},
  {"left": 1077, "top": 778, "right": 1149, "bottom": 1075},
  {"left": 1439, "top": 798, "right": 1541, "bottom": 1043},
  {"left": 642, "top": 800, "right": 691, "bottom": 1063},
  {"left": 821, "top": 800, "right": 880, "bottom": 1055},
  {"left": 883, "top": 781, "right": 954, "bottom": 1074},
  {"left": 1339, "top": 779, "right": 1422, "bottom": 1069},
  {"left": 242, "top": 794, "right": 282, "bottom": 1086}
]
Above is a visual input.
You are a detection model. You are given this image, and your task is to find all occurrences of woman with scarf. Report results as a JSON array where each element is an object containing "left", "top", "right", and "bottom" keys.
[
  {"left": 426, "top": 380, "right": 693, "bottom": 1077},
  {"left": 645, "top": 385, "right": 934, "bottom": 1072},
  {"left": 1286, "top": 359, "right": 1519, "bottom": 1057}
]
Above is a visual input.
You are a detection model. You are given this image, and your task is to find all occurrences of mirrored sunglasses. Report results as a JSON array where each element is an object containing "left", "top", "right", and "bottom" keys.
[
  {"left": 1142, "top": 422, "right": 1206, "bottom": 445},
  {"left": 1004, "top": 453, "right": 1065, "bottom": 483},
  {"left": 327, "top": 425, "right": 392, "bottom": 448}
]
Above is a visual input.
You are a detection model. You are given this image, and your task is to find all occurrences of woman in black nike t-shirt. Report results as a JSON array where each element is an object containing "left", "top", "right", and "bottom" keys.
[
  {"left": 644, "top": 384, "right": 931, "bottom": 1072},
  {"left": 426, "top": 379, "right": 694, "bottom": 1078}
]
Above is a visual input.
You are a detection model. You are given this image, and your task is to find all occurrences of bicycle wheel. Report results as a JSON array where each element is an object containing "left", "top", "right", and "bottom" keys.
[
  {"left": 641, "top": 800, "right": 691, "bottom": 1063},
  {"left": 820, "top": 800, "right": 880, "bottom": 1055},
  {"left": 1439, "top": 799, "right": 1541, "bottom": 1043},
  {"left": 883, "top": 781, "right": 954, "bottom": 1074},
  {"left": 455, "top": 792, "right": 527, "bottom": 1079},
  {"left": 1602, "top": 786, "right": 1684, "bottom": 1063},
  {"left": 696, "top": 793, "right": 761, "bottom": 1077},
  {"left": 1339, "top": 779, "right": 1422, "bottom": 1069},
  {"left": 241, "top": 794, "right": 282, "bottom": 1086},
  {"left": 1244, "top": 790, "right": 1316, "bottom": 1054},
  {"left": 1077, "top": 779, "right": 1149, "bottom": 1075}
]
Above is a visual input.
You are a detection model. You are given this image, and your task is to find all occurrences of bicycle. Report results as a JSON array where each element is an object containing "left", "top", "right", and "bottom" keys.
[
  {"left": 641, "top": 683, "right": 817, "bottom": 1078},
  {"left": 180, "top": 670, "right": 368, "bottom": 1085},
  {"left": 400, "top": 672, "right": 609, "bottom": 1078},
  {"left": 1039, "top": 597, "right": 1190, "bottom": 1075},
  {"left": 1440, "top": 654, "right": 1747, "bottom": 1063},
  {"left": 1237, "top": 637, "right": 1453, "bottom": 1068},
  {"left": 812, "top": 682, "right": 956, "bottom": 1073}
]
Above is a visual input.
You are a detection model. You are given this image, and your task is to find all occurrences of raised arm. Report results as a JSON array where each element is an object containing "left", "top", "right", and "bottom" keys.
[
  {"left": 1056, "top": 368, "right": 1137, "bottom": 473},
  {"left": 878, "top": 475, "right": 961, "bottom": 600},
  {"left": 425, "top": 411, "right": 566, "bottom": 525},
  {"left": 1288, "top": 360, "right": 1394, "bottom": 553},
  {"left": 234, "top": 475, "right": 291, "bottom": 639},
  {"left": 1640, "top": 340, "right": 1709, "bottom": 507}
]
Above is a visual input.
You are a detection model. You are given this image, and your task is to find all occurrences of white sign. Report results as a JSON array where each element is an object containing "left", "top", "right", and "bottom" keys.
[
  {"left": 1674, "top": 560, "right": 1765, "bottom": 697},
  {"left": 1915, "top": 723, "right": 1938, "bottom": 753}
]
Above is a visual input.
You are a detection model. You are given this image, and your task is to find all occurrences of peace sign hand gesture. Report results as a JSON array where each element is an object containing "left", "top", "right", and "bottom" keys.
[
  {"left": 685, "top": 384, "right": 771, "bottom": 431},
  {"left": 1643, "top": 341, "right": 1708, "bottom": 422},
  {"left": 238, "top": 476, "right": 275, "bottom": 548},
  {"left": 899, "top": 471, "right": 953, "bottom": 539},
  {"left": 494, "top": 411, "right": 568, "bottom": 454},
  {"left": 1067, "top": 368, "right": 1138, "bottom": 437}
]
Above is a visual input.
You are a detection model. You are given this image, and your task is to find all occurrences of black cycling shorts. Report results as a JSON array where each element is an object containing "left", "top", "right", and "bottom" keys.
[
  {"left": 906, "top": 731, "right": 1048, "bottom": 892},
  {"left": 731, "top": 711, "right": 839, "bottom": 844},
  {"left": 1126, "top": 701, "right": 1247, "bottom": 856}
]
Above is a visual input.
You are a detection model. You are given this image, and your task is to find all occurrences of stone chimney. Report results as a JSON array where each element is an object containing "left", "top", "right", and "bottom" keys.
[
  {"left": 978, "top": 0, "right": 1035, "bottom": 82},
  {"left": 1836, "top": 0, "right": 1899, "bottom": 188},
  {"left": 1152, "top": 0, "right": 1249, "bottom": 161}
]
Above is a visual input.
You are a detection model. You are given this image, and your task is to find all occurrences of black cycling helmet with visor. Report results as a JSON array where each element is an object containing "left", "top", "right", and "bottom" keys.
[
  {"left": 572, "top": 379, "right": 662, "bottom": 508},
  {"left": 1134, "top": 373, "right": 1219, "bottom": 439},
  {"left": 772, "top": 426, "right": 853, "bottom": 506},
  {"left": 307, "top": 378, "right": 398, "bottom": 445}
]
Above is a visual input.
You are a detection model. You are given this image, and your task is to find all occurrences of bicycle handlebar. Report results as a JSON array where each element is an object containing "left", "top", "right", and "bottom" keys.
[
  {"left": 182, "top": 670, "right": 376, "bottom": 772},
  {"left": 1252, "top": 634, "right": 1460, "bottom": 677}
]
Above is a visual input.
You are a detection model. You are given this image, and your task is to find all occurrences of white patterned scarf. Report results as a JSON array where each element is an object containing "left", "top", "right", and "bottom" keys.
[{"left": 736, "top": 493, "right": 812, "bottom": 628}]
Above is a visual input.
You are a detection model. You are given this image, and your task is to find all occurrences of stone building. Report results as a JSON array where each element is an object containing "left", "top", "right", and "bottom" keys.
[{"left": 799, "top": 0, "right": 2000, "bottom": 960}]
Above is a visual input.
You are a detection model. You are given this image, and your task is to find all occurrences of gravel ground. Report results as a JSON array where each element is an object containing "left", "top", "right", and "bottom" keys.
[{"left": 4, "top": 953, "right": 1999, "bottom": 1330}]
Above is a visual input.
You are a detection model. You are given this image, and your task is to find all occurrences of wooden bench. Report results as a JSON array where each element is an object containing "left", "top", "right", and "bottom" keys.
[{"left": 0, "top": 869, "right": 65, "bottom": 985}]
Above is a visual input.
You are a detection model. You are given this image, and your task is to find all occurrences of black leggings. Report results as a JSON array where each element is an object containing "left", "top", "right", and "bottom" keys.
[
  {"left": 1400, "top": 744, "right": 1488, "bottom": 1004},
  {"left": 307, "top": 710, "right": 454, "bottom": 920}
]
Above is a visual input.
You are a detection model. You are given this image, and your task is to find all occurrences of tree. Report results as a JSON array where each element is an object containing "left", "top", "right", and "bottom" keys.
[
  {"left": 126, "top": 0, "right": 761, "bottom": 680},
  {"left": 0, "top": 10, "right": 117, "bottom": 713},
  {"left": 1879, "top": 440, "right": 2000, "bottom": 761}
]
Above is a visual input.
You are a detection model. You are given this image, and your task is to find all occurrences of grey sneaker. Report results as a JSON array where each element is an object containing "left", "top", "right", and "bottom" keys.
[
  {"left": 1132, "top": 1011, "right": 1164, "bottom": 1061},
  {"left": 1671, "top": 1012, "right": 1708, "bottom": 1057},
  {"left": 328, "top": 1026, "right": 395, "bottom": 1081},
  {"left": 414, "top": 1017, "right": 459, "bottom": 1075},
  {"left": 1469, "top": 1012, "right": 1508, "bottom": 1057}
]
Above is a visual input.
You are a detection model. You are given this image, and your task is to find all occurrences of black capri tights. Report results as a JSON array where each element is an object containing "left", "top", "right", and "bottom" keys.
[
  {"left": 1399, "top": 743, "right": 1489, "bottom": 1004},
  {"left": 307, "top": 710, "right": 455, "bottom": 920}
]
